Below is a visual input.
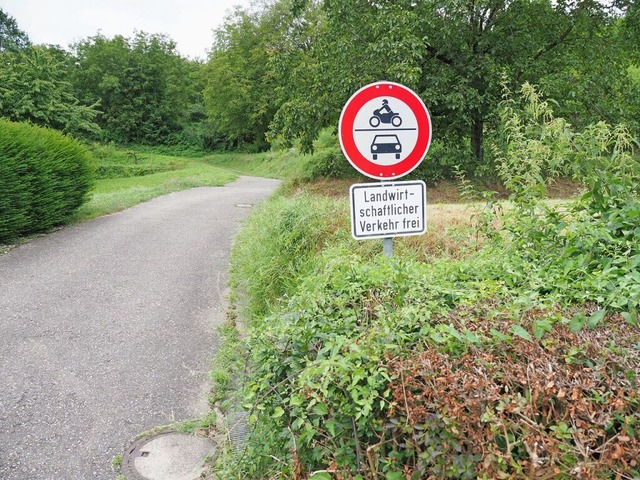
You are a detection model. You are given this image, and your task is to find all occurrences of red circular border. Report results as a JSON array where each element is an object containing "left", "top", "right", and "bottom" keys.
[{"left": 339, "top": 82, "right": 432, "bottom": 179}]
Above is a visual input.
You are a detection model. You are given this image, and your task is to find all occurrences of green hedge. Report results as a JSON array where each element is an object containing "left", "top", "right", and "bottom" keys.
[{"left": 0, "top": 120, "right": 93, "bottom": 243}]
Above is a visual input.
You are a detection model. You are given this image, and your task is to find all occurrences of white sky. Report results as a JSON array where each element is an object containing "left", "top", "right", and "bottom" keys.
[{"left": 1, "top": 0, "right": 253, "bottom": 59}]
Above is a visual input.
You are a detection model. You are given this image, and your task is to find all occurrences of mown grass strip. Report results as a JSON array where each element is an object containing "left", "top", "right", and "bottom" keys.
[{"left": 76, "top": 160, "right": 237, "bottom": 220}]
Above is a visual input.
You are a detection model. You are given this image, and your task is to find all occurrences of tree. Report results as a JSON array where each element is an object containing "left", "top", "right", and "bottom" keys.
[
  {"left": 203, "top": 3, "right": 289, "bottom": 150},
  {"left": 275, "top": 0, "right": 633, "bottom": 170},
  {"left": 72, "top": 32, "right": 201, "bottom": 145},
  {"left": 0, "top": 45, "right": 100, "bottom": 136},
  {"left": 0, "top": 8, "right": 30, "bottom": 52}
]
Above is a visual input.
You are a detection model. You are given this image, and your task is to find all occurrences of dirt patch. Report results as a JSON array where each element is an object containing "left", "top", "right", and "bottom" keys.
[{"left": 301, "top": 177, "right": 582, "bottom": 202}]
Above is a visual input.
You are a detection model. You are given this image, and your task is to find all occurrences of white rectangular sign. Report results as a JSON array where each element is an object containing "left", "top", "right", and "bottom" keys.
[{"left": 350, "top": 180, "right": 426, "bottom": 240}]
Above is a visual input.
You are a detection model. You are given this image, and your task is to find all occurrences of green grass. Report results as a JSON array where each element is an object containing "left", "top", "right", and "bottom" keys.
[
  {"left": 75, "top": 143, "right": 316, "bottom": 222},
  {"left": 76, "top": 160, "right": 238, "bottom": 220},
  {"left": 204, "top": 149, "right": 312, "bottom": 180}
]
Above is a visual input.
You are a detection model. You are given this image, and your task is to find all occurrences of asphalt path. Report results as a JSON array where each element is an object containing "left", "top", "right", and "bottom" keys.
[{"left": 0, "top": 176, "right": 281, "bottom": 479}]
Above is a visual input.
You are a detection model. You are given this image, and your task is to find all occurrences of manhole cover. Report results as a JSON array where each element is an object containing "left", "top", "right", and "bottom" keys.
[{"left": 123, "top": 432, "right": 216, "bottom": 480}]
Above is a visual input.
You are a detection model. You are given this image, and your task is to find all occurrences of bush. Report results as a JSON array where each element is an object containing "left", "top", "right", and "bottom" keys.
[
  {"left": 305, "top": 146, "right": 354, "bottom": 180},
  {"left": 224, "top": 208, "right": 640, "bottom": 479},
  {"left": 0, "top": 120, "right": 93, "bottom": 243},
  {"left": 214, "top": 85, "right": 640, "bottom": 479},
  {"left": 304, "top": 128, "right": 355, "bottom": 180}
]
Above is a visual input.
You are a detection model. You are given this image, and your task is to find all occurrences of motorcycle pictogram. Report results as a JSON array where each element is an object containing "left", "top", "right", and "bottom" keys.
[{"left": 369, "top": 99, "right": 402, "bottom": 128}]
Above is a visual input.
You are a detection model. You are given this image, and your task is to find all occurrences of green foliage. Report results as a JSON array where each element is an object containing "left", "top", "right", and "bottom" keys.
[
  {"left": 491, "top": 84, "right": 640, "bottom": 315},
  {"left": 216, "top": 86, "right": 640, "bottom": 478},
  {"left": 0, "top": 8, "right": 30, "bottom": 51},
  {"left": 203, "top": 4, "right": 289, "bottom": 151},
  {"left": 235, "top": 254, "right": 492, "bottom": 478},
  {"left": 266, "top": 0, "right": 636, "bottom": 172},
  {"left": 492, "top": 82, "right": 573, "bottom": 201},
  {"left": 223, "top": 193, "right": 640, "bottom": 477},
  {"left": 0, "top": 45, "right": 100, "bottom": 136},
  {"left": 0, "top": 120, "right": 93, "bottom": 243},
  {"left": 72, "top": 33, "right": 203, "bottom": 146},
  {"left": 303, "top": 128, "right": 354, "bottom": 180},
  {"left": 231, "top": 193, "right": 349, "bottom": 317}
]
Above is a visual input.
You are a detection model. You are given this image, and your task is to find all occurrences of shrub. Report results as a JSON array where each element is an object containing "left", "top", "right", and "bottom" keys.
[
  {"left": 305, "top": 145, "right": 354, "bottom": 180},
  {"left": 215, "top": 85, "right": 640, "bottom": 479},
  {"left": 304, "top": 128, "right": 355, "bottom": 180},
  {"left": 0, "top": 120, "right": 93, "bottom": 243}
]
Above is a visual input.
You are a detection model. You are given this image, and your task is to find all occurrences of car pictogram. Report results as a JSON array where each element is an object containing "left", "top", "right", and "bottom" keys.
[{"left": 371, "top": 134, "right": 402, "bottom": 160}]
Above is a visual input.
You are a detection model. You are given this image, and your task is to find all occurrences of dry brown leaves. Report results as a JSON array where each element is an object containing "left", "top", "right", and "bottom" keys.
[{"left": 386, "top": 309, "right": 639, "bottom": 479}]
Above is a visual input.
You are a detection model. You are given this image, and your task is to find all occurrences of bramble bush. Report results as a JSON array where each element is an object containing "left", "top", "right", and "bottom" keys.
[
  {"left": 492, "top": 83, "right": 640, "bottom": 320},
  {"left": 0, "top": 119, "right": 93, "bottom": 243},
  {"left": 216, "top": 85, "right": 639, "bottom": 479}
]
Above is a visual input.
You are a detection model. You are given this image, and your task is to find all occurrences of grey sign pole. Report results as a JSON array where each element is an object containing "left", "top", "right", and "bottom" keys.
[
  {"left": 381, "top": 178, "right": 393, "bottom": 258},
  {"left": 383, "top": 237, "right": 393, "bottom": 257}
]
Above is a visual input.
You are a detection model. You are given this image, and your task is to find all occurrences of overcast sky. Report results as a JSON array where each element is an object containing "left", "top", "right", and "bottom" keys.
[{"left": 1, "top": 0, "right": 253, "bottom": 59}]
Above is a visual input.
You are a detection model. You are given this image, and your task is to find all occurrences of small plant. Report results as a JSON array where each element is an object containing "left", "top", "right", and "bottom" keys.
[
  {"left": 111, "top": 454, "right": 123, "bottom": 468},
  {"left": 454, "top": 164, "right": 501, "bottom": 244},
  {"left": 208, "top": 319, "right": 244, "bottom": 404}
]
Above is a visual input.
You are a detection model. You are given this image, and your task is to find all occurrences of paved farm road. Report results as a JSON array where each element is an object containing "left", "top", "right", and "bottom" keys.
[{"left": 0, "top": 176, "right": 281, "bottom": 479}]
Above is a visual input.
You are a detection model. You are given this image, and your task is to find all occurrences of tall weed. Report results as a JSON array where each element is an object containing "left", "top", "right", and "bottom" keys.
[{"left": 492, "top": 83, "right": 640, "bottom": 317}]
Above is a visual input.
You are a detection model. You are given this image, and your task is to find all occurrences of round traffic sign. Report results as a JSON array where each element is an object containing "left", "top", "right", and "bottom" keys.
[{"left": 339, "top": 81, "right": 432, "bottom": 179}]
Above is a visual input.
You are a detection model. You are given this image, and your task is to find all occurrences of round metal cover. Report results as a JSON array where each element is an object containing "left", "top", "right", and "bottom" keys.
[{"left": 122, "top": 432, "right": 216, "bottom": 480}]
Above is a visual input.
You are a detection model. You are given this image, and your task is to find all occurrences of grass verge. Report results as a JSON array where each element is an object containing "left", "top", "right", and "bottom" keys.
[
  {"left": 75, "top": 160, "right": 238, "bottom": 221},
  {"left": 206, "top": 177, "right": 639, "bottom": 479},
  {"left": 204, "top": 149, "right": 313, "bottom": 180}
]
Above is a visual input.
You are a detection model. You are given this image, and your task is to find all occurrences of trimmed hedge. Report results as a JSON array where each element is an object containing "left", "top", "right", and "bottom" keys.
[{"left": 0, "top": 120, "right": 93, "bottom": 243}]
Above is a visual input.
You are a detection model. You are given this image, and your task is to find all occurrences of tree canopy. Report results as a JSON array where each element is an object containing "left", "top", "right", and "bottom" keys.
[
  {"left": 0, "top": 1, "right": 638, "bottom": 175},
  {"left": 0, "top": 45, "right": 100, "bottom": 136},
  {"left": 72, "top": 32, "right": 203, "bottom": 145},
  {"left": 0, "top": 8, "right": 30, "bottom": 52},
  {"left": 265, "top": 0, "right": 639, "bottom": 170}
]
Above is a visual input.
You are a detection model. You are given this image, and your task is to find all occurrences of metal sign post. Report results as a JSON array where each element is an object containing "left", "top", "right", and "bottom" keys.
[
  {"left": 383, "top": 238, "right": 393, "bottom": 257},
  {"left": 339, "top": 81, "right": 432, "bottom": 256}
]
